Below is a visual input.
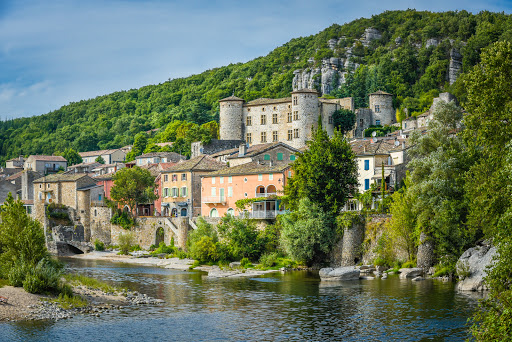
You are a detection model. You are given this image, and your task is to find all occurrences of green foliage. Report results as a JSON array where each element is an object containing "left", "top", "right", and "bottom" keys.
[
  {"left": 1, "top": 10, "right": 509, "bottom": 165},
  {"left": 285, "top": 127, "right": 357, "bottom": 215},
  {"left": 61, "top": 148, "right": 82, "bottom": 166},
  {"left": 110, "top": 210, "right": 135, "bottom": 230},
  {"left": 94, "top": 239, "right": 105, "bottom": 251},
  {"left": 402, "top": 261, "right": 416, "bottom": 268},
  {"left": 217, "top": 215, "right": 264, "bottom": 260},
  {"left": 280, "top": 198, "right": 336, "bottom": 265},
  {"left": 118, "top": 232, "right": 134, "bottom": 255},
  {"left": 50, "top": 293, "right": 88, "bottom": 309},
  {"left": 151, "top": 242, "right": 176, "bottom": 255},
  {"left": 110, "top": 166, "right": 158, "bottom": 215},
  {"left": 332, "top": 109, "right": 356, "bottom": 134},
  {"left": 22, "top": 258, "right": 63, "bottom": 294},
  {"left": 363, "top": 125, "right": 398, "bottom": 137},
  {"left": 95, "top": 155, "right": 105, "bottom": 164},
  {"left": 64, "top": 273, "right": 119, "bottom": 293},
  {"left": 187, "top": 217, "right": 221, "bottom": 263},
  {"left": 240, "top": 257, "right": 252, "bottom": 268}
]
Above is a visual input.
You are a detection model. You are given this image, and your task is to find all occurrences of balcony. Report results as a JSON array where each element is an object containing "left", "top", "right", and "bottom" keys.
[
  {"left": 202, "top": 196, "right": 226, "bottom": 204},
  {"left": 238, "top": 210, "right": 287, "bottom": 219},
  {"left": 255, "top": 192, "right": 277, "bottom": 198}
]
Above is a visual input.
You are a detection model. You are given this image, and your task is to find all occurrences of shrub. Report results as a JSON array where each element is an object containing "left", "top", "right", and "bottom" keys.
[
  {"left": 151, "top": 242, "right": 175, "bottom": 255},
  {"left": 259, "top": 252, "right": 280, "bottom": 268},
  {"left": 111, "top": 211, "right": 135, "bottom": 230},
  {"left": 118, "top": 233, "right": 134, "bottom": 255},
  {"left": 22, "top": 258, "right": 63, "bottom": 294},
  {"left": 189, "top": 236, "right": 219, "bottom": 262},
  {"left": 240, "top": 257, "right": 252, "bottom": 268},
  {"left": 217, "top": 216, "right": 263, "bottom": 260},
  {"left": 94, "top": 239, "right": 105, "bottom": 251},
  {"left": 402, "top": 261, "right": 416, "bottom": 268},
  {"left": 174, "top": 250, "right": 188, "bottom": 259}
]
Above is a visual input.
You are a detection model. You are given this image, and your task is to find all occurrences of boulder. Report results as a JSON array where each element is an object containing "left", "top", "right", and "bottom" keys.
[
  {"left": 456, "top": 245, "right": 497, "bottom": 291},
  {"left": 399, "top": 268, "right": 423, "bottom": 279},
  {"left": 320, "top": 267, "right": 360, "bottom": 281},
  {"left": 412, "top": 276, "right": 424, "bottom": 281}
]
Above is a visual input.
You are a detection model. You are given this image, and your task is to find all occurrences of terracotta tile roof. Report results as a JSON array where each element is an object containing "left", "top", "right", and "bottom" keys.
[
  {"left": 67, "top": 162, "right": 102, "bottom": 169},
  {"left": 226, "top": 142, "right": 299, "bottom": 159},
  {"left": 245, "top": 97, "right": 291, "bottom": 106},
  {"left": 140, "top": 164, "right": 161, "bottom": 177},
  {"left": 162, "top": 155, "right": 226, "bottom": 173},
  {"left": 350, "top": 138, "right": 409, "bottom": 156},
  {"left": 28, "top": 155, "right": 67, "bottom": 162},
  {"left": 5, "top": 171, "right": 24, "bottom": 181},
  {"left": 203, "top": 161, "right": 291, "bottom": 177},
  {"left": 369, "top": 90, "right": 392, "bottom": 96},
  {"left": 209, "top": 147, "right": 240, "bottom": 158},
  {"left": 219, "top": 95, "right": 244, "bottom": 102},
  {"left": 79, "top": 149, "right": 122, "bottom": 157},
  {"left": 135, "top": 152, "right": 185, "bottom": 161},
  {"left": 33, "top": 173, "right": 91, "bottom": 183}
]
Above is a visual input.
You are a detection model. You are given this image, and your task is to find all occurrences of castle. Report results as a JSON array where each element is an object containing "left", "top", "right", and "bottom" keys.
[{"left": 219, "top": 89, "right": 395, "bottom": 148}]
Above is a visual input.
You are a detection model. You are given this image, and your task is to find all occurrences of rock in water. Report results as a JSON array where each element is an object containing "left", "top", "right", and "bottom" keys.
[
  {"left": 456, "top": 244, "right": 497, "bottom": 291},
  {"left": 399, "top": 268, "right": 423, "bottom": 279},
  {"left": 319, "top": 267, "right": 360, "bottom": 281}
]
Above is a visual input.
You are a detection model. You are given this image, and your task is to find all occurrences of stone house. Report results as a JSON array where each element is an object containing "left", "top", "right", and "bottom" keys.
[
  {"left": 33, "top": 174, "right": 104, "bottom": 236},
  {"left": 226, "top": 142, "right": 300, "bottom": 167},
  {"left": 135, "top": 152, "right": 185, "bottom": 167},
  {"left": 5, "top": 156, "right": 24, "bottom": 168},
  {"left": 92, "top": 162, "right": 125, "bottom": 176},
  {"left": 24, "top": 155, "right": 68, "bottom": 175},
  {"left": 201, "top": 162, "right": 292, "bottom": 219},
  {"left": 190, "top": 139, "right": 244, "bottom": 158},
  {"left": 79, "top": 149, "right": 126, "bottom": 164},
  {"left": 67, "top": 162, "right": 102, "bottom": 174},
  {"left": 160, "top": 155, "right": 225, "bottom": 218}
]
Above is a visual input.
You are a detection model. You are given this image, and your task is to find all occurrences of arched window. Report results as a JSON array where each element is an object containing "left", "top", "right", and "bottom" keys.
[
  {"left": 171, "top": 208, "right": 178, "bottom": 217},
  {"left": 210, "top": 208, "right": 219, "bottom": 217},
  {"left": 181, "top": 208, "right": 187, "bottom": 217},
  {"left": 226, "top": 208, "right": 235, "bottom": 216}
]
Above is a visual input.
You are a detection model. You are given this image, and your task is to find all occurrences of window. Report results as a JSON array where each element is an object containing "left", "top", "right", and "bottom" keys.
[
  {"left": 293, "top": 96, "right": 297, "bottom": 105},
  {"left": 262, "top": 107, "right": 265, "bottom": 112},
  {"left": 359, "top": 119, "right": 364, "bottom": 126},
  {"left": 39, "top": 184, "right": 42, "bottom": 189},
  {"left": 247, "top": 108, "right": 251, "bottom": 112},
  {"left": 244, "top": 178, "right": 248, "bottom": 183},
  {"left": 47, "top": 184, "right": 50, "bottom": 189},
  {"left": 212, "top": 177, "right": 216, "bottom": 184},
  {"left": 261, "top": 132, "right": 267, "bottom": 143},
  {"left": 220, "top": 176, "right": 224, "bottom": 184},
  {"left": 258, "top": 174, "right": 263, "bottom": 181},
  {"left": 210, "top": 208, "right": 219, "bottom": 218},
  {"left": 273, "top": 106, "right": 277, "bottom": 110},
  {"left": 244, "top": 192, "right": 248, "bottom": 197},
  {"left": 164, "top": 188, "right": 169, "bottom": 197},
  {"left": 226, "top": 208, "right": 235, "bottom": 216},
  {"left": 26, "top": 206, "right": 32, "bottom": 214},
  {"left": 211, "top": 187, "right": 216, "bottom": 196},
  {"left": 294, "top": 129, "right": 300, "bottom": 138},
  {"left": 261, "top": 114, "right": 266, "bottom": 125},
  {"left": 277, "top": 153, "right": 283, "bottom": 161},
  {"left": 375, "top": 105, "right": 380, "bottom": 113},
  {"left": 364, "top": 179, "right": 370, "bottom": 190},
  {"left": 181, "top": 173, "right": 187, "bottom": 181},
  {"left": 172, "top": 187, "right": 179, "bottom": 197},
  {"left": 181, "top": 187, "right": 187, "bottom": 197},
  {"left": 293, "top": 111, "right": 299, "bottom": 120},
  {"left": 290, "top": 155, "right": 296, "bottom": 161},
  {"left": 228, "top": 186, "right": 233, "bottom": 197},
  {"left": 273, "top": 131, "right": 278, "bottom": 142},
  {"left": 272, "top": 113, "right": 278, "bottom": 124},
  {"left": 228, "top": 176, "right": 232, "bottom": 183},
  {"left": 172, "top": 174, "right": 177, "bottom": 182},
  {"left": 246, "top": 116, "right": 252, "bottom": 126},
  {"left": 94, "top": 209, "right": 97, "bottom": 217},
  {"left": 264, "top": 154, "right": 270, "bottom": 161},
  {"left": 246, "top": 133, "right": 252, "bottom": 144},
  {"left": 287, "top": 112, "right": 292, "bottom": 123},
  {"left": 164, "top": 175, "right": 168, "bottom": 182},
  {"left": 154, "top": 157, "right": 160, "bottom": 163},
  {"left": 288, "top": 171, "right": 292, "bottom": 177},
  {"left": 364, "top": 160, "right": 370, "bottom": 170},
  {"left": 328, "top": 116, "right": 333, "bottom": 124},
  {"left": 269, "top": 174, "right": 273, "bottom": 180},
  {"left": 287, "top": 130, "right": 293, "bottom": 141},
  {"left": 376, "top": 120, "right": 381, "bottom": 126},
  {"left": 98, "top": 194, "right": 102, "bottom": 201}
]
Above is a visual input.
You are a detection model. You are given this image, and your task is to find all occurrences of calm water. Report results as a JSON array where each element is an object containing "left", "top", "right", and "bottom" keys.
[{"left": 1, "top": 259, "right": 479, "bottom": 341}]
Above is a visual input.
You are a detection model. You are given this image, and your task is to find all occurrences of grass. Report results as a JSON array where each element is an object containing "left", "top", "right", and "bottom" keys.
[
  {"left": 0, "top": 278, "right": 9, "bottom": 288},
  {"left": 47, "top": 293, "right": 89, "bottom": 309},
  {"left": 64, "top": 274, "right": 122, "bottom": 293}
]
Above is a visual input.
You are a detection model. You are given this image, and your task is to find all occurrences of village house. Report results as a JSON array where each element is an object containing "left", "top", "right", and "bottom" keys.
[
  {"left": 160, "top": 155, "right": 225, "bottom": 218},
  {"left": 135, "top": 152, "right": 185, "bottom": 167},
  {"left": 33, "top": 174, "right": 104, "bottom": 234},
  {"left": 5, "top": 156, "right": 25, "bottom": 169},
  {"left": 67, "top": 162, "right": 103, "bottom": 174},
  {"left": 24, "top": 155, "right": 68, "bottom": 175},
  {"left": 79, "top": 149, "right": 126, "bottom": 164},
  {"left": 225, "top": 142, "right": 300, "bottom": 167},
  {"left": 92, "top": 162, "right": 125, "bottom": 176},
  {"left": 201, "top": 162, "right": 292, "bottom": 219}
]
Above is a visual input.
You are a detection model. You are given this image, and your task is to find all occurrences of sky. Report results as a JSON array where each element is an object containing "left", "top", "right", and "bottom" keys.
[{"left": 1, "top": 0, "right": 511, "bottom": 119}]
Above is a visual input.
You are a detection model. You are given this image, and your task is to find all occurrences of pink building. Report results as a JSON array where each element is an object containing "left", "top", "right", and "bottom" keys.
[{"left": 201, "top": 162, "right": 292, "bottom": 219}]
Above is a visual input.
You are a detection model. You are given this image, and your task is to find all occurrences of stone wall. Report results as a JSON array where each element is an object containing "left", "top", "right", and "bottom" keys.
[
  {"left": 90, "top": 205, "right": 113, "bottom": 245},
  {"left": 353, "top": 108, "right": 373, "bottom": 138},
  {"left": 340, "top": 215, "right": 365, "bottom": 266},
  {"left": 191, "top": 139, "right": 244, "bottom": 158},
  {"left": 369, "top": 93, "right": 394, "bottom": 126},
  {"left": 219, "top": 99, "right": 244, "bottom": 140}
]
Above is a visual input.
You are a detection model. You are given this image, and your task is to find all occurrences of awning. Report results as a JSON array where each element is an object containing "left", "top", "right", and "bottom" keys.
[
  {"left": 161, "top": 203, "right": 170, "bottom": 207},
  {"left": 177, "top": 202, "right": 188, "bottom": 207}
]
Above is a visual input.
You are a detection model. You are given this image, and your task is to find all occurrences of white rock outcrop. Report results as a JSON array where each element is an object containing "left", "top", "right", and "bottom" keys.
[
  {"left": 456, "top": 244, "right": 497, "bottom": 291},
  {"left": 319, "top": 267, "right": 360, "bottom": 281},
  {"left": 399, "top": 268, "right": 423, "bottom": 279}
]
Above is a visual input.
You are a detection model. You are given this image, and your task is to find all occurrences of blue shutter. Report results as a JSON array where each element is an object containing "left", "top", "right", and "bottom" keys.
[{"left": 365, "top": 179, "right": 370, "bottom": 190}]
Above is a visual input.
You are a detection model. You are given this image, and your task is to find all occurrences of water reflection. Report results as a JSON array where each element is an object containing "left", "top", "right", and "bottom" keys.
[{"left": 0, "top": 259, "right": 477, "bottom": 341}]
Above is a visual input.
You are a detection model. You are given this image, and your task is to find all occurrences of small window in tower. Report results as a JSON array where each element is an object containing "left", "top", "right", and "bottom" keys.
[
  {"left": 294, "top": 129, "right": 299, "bottom": 138},
  {"left": 293, "top": 111, "right": 299, "bottom": 121},
  {"left": 273, "top": 106, "right": 277, "bottom": 110},
  {"left": 272, "top": 113, "right": 278, "bottom": 124},
  {"left": 287, "top": 112, "right": 292, "bottom": 123},
  {"left": 261, "top": 114, "right": 266, "bottom": 125},
  {"left": 288, "top": 104, "right": 291, "bottom": 109},
  {"left": 247, "top": 108, "right": 251, "bottom": 112},
  {"left": 376, "top": 120, "right": 381, "bottom": 126},
  {"left": 328, "top": 116, "right": 333, "bottom": 124},
  {"left": 273, "top": 131, "right": 278, "bottom": 142},
  {"left": 375, "top": 105, "right": 380, "bottom": 113},
  {"left": 287, "top": 130, "right": 293, "bottom": 141},
  {"left": 246, "top": 116, "right": 252, "bottom": 126},
  {"left": 359, "top": 119, "right": 364, "bottom": 126},
  {"left": 293, "top": 96, "right": 298, "bottom": 105},
  {"left": 261, "top": 132, "right": 267, "bottom": 143},
  {"left": 246, "top": 133, "right": 252, "bottom": 144},
  {"left": 262, "top": 107, "right": 265, "bottom": 112}
]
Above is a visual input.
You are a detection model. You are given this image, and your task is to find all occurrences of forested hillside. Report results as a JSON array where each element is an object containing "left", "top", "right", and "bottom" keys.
[{"left": 1, "top": 9, "right": 511, "bottom": 163}]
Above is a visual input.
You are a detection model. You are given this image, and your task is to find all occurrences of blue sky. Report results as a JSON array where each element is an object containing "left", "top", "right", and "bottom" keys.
[{"left": 1, "top": 0, "right": 511, "bottom": 119}]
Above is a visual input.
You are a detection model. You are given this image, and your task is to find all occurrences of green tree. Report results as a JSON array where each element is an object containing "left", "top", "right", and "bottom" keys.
[
  {"left": 280, "top": 198, "right": 335, "bottom": 265},
  {"left": 110, "top": 166, "right": 158, "bottom": 215},
  {"left": 126, "top": 132, "right": 148, "bottom": 162},
  {"left": 217, "top": 215, "right": 263, "bottom": 260},
  {"left": 396, "top": 108, "right": 406, "bottom": 127},
  {"left": 62, "top": 148, "right": 82, "bottom": 166},
  {"left": 332, "top": 109, "right": 356, "bottom": 134},
  {"left": 285, "top": 125, "right": 358, "bottom": 215},
  {"left": 95, "top": 155, "right": 105, "bottom": 164}
]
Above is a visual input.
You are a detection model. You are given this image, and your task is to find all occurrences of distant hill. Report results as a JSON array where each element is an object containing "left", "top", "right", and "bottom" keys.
[{"left": 1, "top": 9, "right": 511, "bottom": 164}]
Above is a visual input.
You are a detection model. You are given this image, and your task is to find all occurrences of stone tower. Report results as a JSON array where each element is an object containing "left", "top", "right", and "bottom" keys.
[
  {"left": 369, "top": 90, "right": 394, "bottom": 126},
  {"left": 219, "top": 95, "right": 244, "bottom": 140},
  {"left": 291, "top": 89, "right": 320, "bottom": 148}
]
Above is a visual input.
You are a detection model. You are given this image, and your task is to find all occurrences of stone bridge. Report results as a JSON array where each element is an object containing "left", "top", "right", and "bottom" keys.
[{"left": 47, "top": 224, "right": 93, "bottom": 256}]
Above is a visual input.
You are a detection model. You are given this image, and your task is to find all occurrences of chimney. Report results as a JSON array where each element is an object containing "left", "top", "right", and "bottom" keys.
[{"left": 239, "top": 143, "right": 247, "bottom": 157}]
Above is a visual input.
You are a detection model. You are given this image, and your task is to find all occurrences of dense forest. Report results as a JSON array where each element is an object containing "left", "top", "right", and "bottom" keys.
[{"left": 1, "top": 9, "right": 512, "bottom": 163}]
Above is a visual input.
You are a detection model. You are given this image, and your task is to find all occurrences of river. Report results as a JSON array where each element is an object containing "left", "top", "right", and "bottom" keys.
[{"left": 1, "top": 258, "right": 479, "bottom": 341}]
